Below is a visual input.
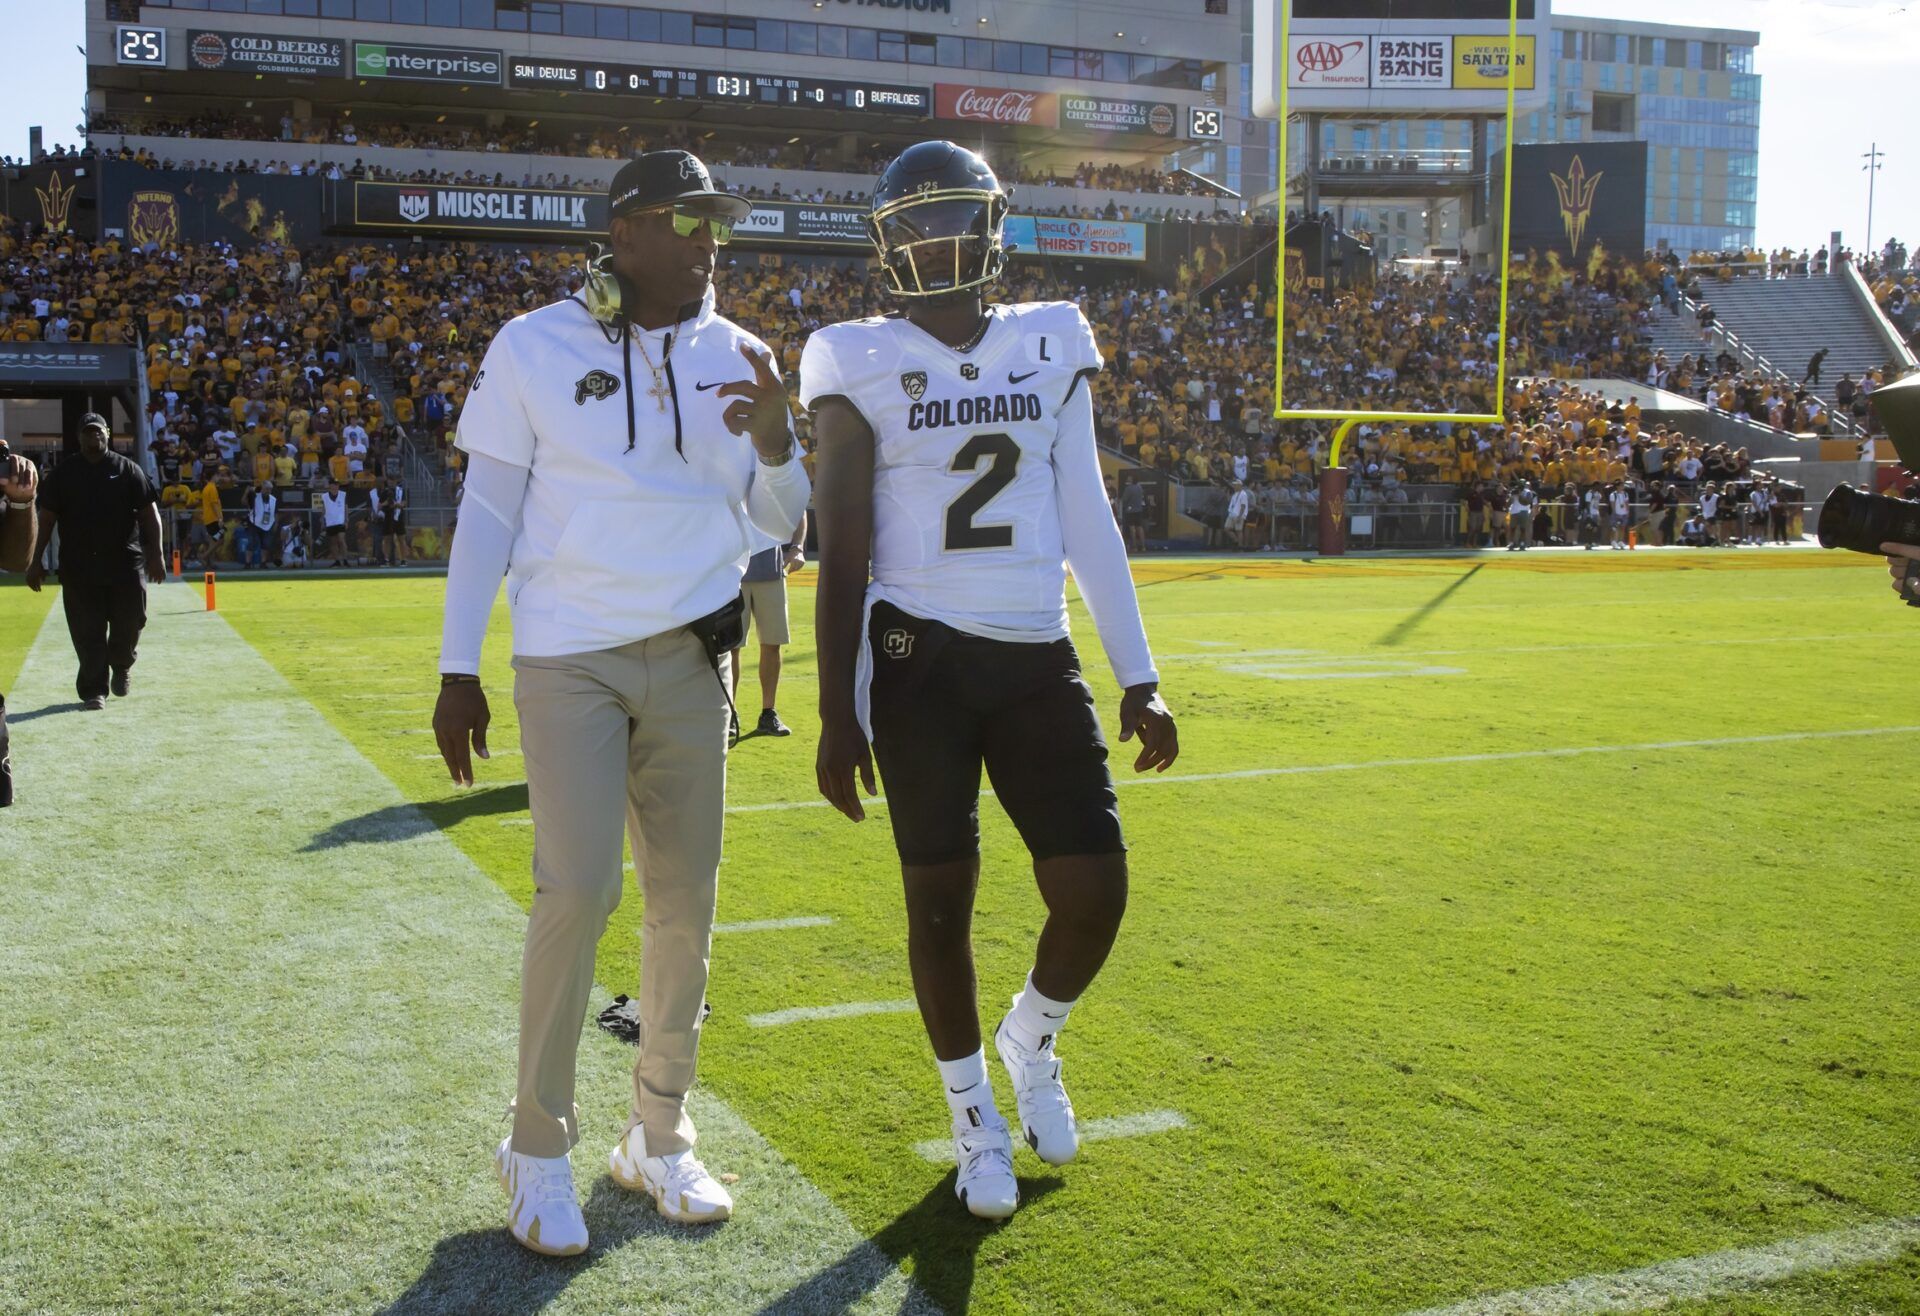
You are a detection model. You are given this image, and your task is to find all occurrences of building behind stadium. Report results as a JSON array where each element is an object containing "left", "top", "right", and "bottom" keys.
[
  {"left": 69, "top": 0, "right": 1248, "bottom": 254},
  {"left": 1279, "top": 10, "right": 1761, "bottom": 261}
]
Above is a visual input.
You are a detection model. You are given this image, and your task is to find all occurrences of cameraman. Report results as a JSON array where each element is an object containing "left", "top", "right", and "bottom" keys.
[
  {"left": 1884, "top": 542, "right": 1920, "bottom": 602},
  {"left": 1, "top": 441, "right": 39, "bottom": 807}
]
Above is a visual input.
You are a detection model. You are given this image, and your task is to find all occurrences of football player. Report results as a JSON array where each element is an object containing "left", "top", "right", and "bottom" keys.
[{"left": 803, "top": 141, "right": 1179, "bottom": 1220}]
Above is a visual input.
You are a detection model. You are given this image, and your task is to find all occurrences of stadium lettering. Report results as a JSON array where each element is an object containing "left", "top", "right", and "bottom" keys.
[
  {"left": 530, "top": 194, "right": 588, "bottom": 225},
  {"left": 436, "top": 190, "right": 529, "bottom": 220},
  {"left": 906, "top": 393, "right": 1042, "bottom": 430},
  {"left": 816, "top": 0, "right": 952, "bottom": 10},
  {"left": 953, "top": 89, "right": 1043, "bottom": 124}
]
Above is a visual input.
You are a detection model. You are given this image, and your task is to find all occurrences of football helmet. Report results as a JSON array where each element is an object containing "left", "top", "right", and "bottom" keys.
[{"left": 868, "top": 141, "right": 1009, "bottom": 298}]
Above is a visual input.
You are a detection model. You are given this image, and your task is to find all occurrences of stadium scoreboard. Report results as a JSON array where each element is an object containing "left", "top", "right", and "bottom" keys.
[
  {"left": 115, "top": 24, "right": 167, "bottom": 66},
  {"left": 506, "top": 58, "right": 930, "bottom": 117}
]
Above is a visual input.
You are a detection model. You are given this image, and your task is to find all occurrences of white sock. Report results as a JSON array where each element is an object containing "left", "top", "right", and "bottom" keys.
[
  {"left": 1006, "top": 972, "right": 1075, "bottom": 1053},
  {"left": 937, "top": 1050, "right": 998, "bottom": 1129}
]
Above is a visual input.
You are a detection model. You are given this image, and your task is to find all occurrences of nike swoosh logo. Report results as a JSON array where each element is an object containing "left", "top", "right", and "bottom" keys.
[
  {"left": 694, "top": 380, "right": 726, "bottom": 391},
  {"left": 1008, "top": 371, "right": 1038, "bottom": 384},
  {"left": 1039, "top": 1011, "right": 1068, "bottom": 1019}
]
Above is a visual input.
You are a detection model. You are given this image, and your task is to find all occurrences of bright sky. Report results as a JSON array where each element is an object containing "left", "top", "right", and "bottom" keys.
[
  {"left": 1556, "top": 0, "right": 1915, "bottom": 252},
  {"left": 0, "top": 0, "right": 1911, "bottom": 252}
]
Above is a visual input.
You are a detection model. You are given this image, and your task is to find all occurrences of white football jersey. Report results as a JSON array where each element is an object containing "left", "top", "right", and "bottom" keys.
[{"left": 799, "top": 300, "right": 1102, "bottom": 640}]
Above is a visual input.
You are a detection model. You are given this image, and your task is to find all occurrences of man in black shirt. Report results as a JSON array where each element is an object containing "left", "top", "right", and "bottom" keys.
[{"left": 25, "top": 414, "right": 166, "bottom": 709}]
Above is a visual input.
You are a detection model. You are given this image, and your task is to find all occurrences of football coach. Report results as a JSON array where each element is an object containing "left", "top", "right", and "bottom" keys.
[
  {"left": 26, "top": 414, "right": 165, "bottom": 709},
  {"left": 434, "top": 151, "right": 808, "bottom": 1256}
]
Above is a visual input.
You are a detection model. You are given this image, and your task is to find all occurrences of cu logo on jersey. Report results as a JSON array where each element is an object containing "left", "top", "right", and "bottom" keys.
[
  {"left": 881, "top": 628, "right": 914, "bottom": 659},
  {"left": 574, "top": 369, "right": 621, "bottom": 405},
  {"left": 899, "top": 370, "right": 927, "bottom": 401},
  {"left": 960, "top": 363, "right": 979, "bottom": 381}
]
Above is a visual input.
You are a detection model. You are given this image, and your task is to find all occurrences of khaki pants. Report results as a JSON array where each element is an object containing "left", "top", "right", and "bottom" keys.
[{"left": 511, "top": 625, "right": 728, "bottom": 1159}]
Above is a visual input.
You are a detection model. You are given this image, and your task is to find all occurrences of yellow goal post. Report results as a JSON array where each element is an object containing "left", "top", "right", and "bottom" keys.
[{"left": 1271, "top": 0, "right": 1526, "bottom": 464}]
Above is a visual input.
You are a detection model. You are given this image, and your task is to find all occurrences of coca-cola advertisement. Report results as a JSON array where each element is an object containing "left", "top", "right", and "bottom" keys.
[{"left": 935, "top": 83, "right": 1060, "bottom": 129}]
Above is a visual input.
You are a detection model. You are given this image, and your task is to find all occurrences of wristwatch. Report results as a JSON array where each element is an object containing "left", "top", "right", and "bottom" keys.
[{"left": 757, "top": 442, "right": 795, "bottom": 468}]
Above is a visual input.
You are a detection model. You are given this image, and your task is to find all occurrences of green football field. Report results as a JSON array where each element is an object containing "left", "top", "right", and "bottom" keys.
[{"left": 2, "top": 551, "right": 1916, "bottom": 1315}]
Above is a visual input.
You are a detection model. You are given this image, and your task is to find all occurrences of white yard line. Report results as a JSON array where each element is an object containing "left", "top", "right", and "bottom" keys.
[
  {"left": 912, "top": 1109, "right": 1191, "bottom": 1163},
  {"left": 0, "top": 591, "right": 930, "bottom": 1316},
  {"left": 721, "top": 726, "right": 1920, "bottom": 815},
  {"left": 747, "top": 999, "right": 920, "bottom": 1028},
  {"left": 1159, "top": 631, "right": 1906, "bottom": 665},
  {"left": 1404, "top": 1217, "right": 1920, "bottom": 1316},
  {"left": 713, "top": 916, "right": 835, "bottom": 934}
]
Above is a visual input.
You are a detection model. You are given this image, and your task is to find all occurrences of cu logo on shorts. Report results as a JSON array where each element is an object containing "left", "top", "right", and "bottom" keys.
[{"left": 882, "top": 628, "right": 913, "bottom": 659}]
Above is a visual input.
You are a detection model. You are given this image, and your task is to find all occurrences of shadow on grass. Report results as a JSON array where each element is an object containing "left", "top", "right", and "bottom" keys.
[
  {"left": 6, "top": 701, "right": 88, "bottom": 725},
  {"left": 302, "top": 783, "right": 530, "bottom": 851},
  {"left": 758, "top": 1172, "right": 1064, "bottom": 1316},
  {"left": 379, "top": 1176, "right": 724, "bottom": 1316},
  {"left": 1375, "top": 563, "right": 1483, "bottom": 648}
]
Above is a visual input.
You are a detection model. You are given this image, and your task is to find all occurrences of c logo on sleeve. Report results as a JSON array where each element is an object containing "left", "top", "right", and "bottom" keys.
[{"left": 574, "top": 369, "right": 621, "bottom": 405}]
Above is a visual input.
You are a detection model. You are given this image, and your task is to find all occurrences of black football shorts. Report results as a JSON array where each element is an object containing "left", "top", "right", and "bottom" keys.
[{"left": 867, "top": 600, "right": 1124, "bottom": 867}]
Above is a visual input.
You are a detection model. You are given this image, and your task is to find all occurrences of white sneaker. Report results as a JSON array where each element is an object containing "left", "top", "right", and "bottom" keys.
[
  {"left": 495, "top": 1137, "right": 588, "bottom": 1257},
  {"left": 609, "top": 1126, "right": 733, "bottom": 1224},
  {"left": 995, "top": 1011, "right": 1079, "bottom": 1166},
  {"left": 953, "top": 1115, "right": 1020, "bottom": 1220}
]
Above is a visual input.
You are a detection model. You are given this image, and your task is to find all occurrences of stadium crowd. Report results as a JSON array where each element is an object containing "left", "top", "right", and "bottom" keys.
[
  {"left": 0, "top": 214, "right": 1840, "bottom": 563},
  {"left": 89, "top": 111, "right": 1238, "bottom": 207}
]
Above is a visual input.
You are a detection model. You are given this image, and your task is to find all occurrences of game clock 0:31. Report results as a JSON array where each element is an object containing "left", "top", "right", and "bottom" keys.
[{"left": 116, "top": 25, "right": 167, "bottom": 66}]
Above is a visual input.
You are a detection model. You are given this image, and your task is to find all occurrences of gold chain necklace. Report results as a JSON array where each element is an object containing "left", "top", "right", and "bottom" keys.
[{"left": 630, "top": 327, "right": 671, "bottom": 412}]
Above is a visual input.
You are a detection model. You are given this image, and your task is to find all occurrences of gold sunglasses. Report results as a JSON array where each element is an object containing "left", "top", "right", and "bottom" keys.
[{"left": 668, "top": 208, "right": 734, "bottom": 245}]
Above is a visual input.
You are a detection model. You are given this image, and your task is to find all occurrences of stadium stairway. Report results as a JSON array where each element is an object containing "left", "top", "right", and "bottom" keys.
[
  {"left": 349, "top": 340, "right": 454, "bottom": 506},
  {"left": 1678, "top": 272, "right": 1907, "bottom": 395}
]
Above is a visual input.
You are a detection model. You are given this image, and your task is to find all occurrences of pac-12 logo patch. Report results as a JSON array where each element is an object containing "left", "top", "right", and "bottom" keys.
[
  {"left": 881, "top": 628, "right": 914, "bottom": 659},
  {"left": 899, "top": 370, "right": 927, "bottom": 401},
  {"left": 574, "top": 369, "right": 621, "bottom": 405},
  {"left": 960, "top": 362, "right": 979, "bottom": 381}
]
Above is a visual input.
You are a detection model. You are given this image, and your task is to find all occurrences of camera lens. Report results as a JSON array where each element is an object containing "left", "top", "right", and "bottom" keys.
[{"left": 1817, "top": 483, "right": 1920, "bottom": 554}]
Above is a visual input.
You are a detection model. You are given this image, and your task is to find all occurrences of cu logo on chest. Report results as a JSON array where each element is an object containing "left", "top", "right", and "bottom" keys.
[
  {"left": 574, "top": 369, "right": 621, "bottom": 405},
  {"left": 960, "top": 363, "right": 979, "bottom": 381},
  {"left": 881, "top": 628, "right": 914, "bottom": 660}
]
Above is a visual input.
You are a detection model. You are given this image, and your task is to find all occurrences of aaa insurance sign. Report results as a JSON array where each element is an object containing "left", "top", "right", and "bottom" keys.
[
  {"left": 1290, "top": 36, "right": 1451, "bottom": 88},
  {"left": 1288, "top": 36, "right": 1368, "bottom": 88}
]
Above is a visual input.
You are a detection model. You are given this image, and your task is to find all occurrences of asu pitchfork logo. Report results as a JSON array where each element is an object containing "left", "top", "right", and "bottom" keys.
[
  {"left": 35, "top": 172, "right": 75, "bottom": 231},
  {"left": 1551, "top": 154, "right": 1604, "bottom": 256}
]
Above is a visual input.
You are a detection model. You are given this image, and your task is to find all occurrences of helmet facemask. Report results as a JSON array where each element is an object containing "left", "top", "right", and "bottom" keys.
[{"left": 869, "top": 189, "right": 1009, "bottom": 298}]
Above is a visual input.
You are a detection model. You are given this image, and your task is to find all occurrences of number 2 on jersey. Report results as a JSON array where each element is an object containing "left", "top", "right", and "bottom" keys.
[{"left": 943, "top": 432, "right": 1020, "bottom": 551}]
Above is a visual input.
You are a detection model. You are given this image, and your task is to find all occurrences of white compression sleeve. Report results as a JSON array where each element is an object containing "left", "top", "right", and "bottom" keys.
[
  {"left": 745, "top": 442, "right": 812, "bottom": 542},
  {"left": 1053, "top": 386, "right": 1158, "bottom": 689},
  {"left": 438, "top": 452, "right": 529, "bottom": 675}
]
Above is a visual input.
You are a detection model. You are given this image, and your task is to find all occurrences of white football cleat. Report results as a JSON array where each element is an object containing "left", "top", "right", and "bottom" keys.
[
  {"left": 609, "top": 1126, "right": 733, "bottom": 1224},
  {"left": 952, "top": 1115, "right": 1020, "bottom": 1220},
  {"left": 994, "top": 1011, "right": 1079, "bottom": 1166},
  {"left": 495, "top": 1137, "right": 589, "bottom": 1257}
]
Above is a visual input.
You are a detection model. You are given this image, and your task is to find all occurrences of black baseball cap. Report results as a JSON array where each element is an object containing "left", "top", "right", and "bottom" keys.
[{"left": 608, "top": 151, "right": 752, "bottom": 223}]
